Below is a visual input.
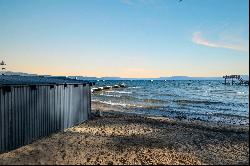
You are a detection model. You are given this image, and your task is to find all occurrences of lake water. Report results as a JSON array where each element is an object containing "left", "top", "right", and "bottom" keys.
[{"left": 92, "top": 80, "right": 249, "bottom": 125}]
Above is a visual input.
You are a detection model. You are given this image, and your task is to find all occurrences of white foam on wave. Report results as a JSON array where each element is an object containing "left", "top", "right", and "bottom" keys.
[
  {"left": 105, "top": 90, "right": 132, "bottom": 94},
  {"left": 97, "top": 100, "right": 129, "bottom": 107},
  {"left": 128, "top": 86, "right": 141, "bottom": 89},
  {"left": 105, "top": 90, "right": 116, "bottom": 93},
  {"left": 116, "top": 91, "right": 132, "bottom": 94},
  {"left": 96, "top": 100, "right": 143, "bottom": 108},
  {"left": 99, "top": 93, "right": 121, "bottom": 97}
]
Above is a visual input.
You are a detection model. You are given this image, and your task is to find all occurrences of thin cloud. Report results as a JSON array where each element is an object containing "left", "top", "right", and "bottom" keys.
[{"left": 192, "top": 32, "right": 249, "bottom": 53}]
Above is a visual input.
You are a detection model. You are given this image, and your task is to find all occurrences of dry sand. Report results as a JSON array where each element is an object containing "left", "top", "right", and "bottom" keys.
[{"left": 0, "top": 101, "right": 249, "bottom": 165}]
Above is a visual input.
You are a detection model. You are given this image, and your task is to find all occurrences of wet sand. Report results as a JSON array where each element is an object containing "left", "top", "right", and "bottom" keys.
[{"left": 0, "top": 101, "right": 249, "bottom": 165}]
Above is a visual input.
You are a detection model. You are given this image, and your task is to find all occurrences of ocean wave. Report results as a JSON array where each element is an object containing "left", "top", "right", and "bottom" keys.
[
  {"left": 174, "top": 99, "right": 223, "bottom": 105},
  {"left": 105, "top": 90, "right": 132, "bottom": 94},
  {"left": 96, "top": 94, "right": 138, "bottom": 101},
  {"left": 115, "top": 91, "right": 132, "bottom": 94},
  {"left": 92, "top": 99, "right": 249, "bottom": 125},
  {"left": 98, "top": 101, "right": 128, "bottom": 107},
  {"left": 99, "top": 93, "right": 121, "bottom": 97},
  {"left": 136, "top": 105, "right": 163, "bottom": 109},
  {"left": 128, "top": 86, "right": 141, "bottom": 89},
  {"left": 104, "top": 90, "right": 116, "bottom": 93},
  {"left": 143, "top": 99, "right": 168, "bottom": 104},
  {"left": 237, "top": 91, "right": 248, "bottom": 96},
  {"left": 92, "top": 80, "right": 248, "bottom": 125},
  {"left": 211, "top": 112, "right": 249, "bottom": 119},
  {"left": 96, "top": 100, "right": 143, "bottom": 108},
  {"left": 93, "top": 100, "right": 164, "bottom": 109},
  {"left": 209, "top": 89, "right": 242, "bottom": 95}
]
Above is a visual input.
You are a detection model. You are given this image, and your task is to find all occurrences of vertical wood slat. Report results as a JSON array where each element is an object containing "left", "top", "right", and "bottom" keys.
[
  {"left": 0, "top": 84, "right": 91, "bottom": 153},
  {"left": 0, "top": 89, "right": 3, "bottom": 152}
]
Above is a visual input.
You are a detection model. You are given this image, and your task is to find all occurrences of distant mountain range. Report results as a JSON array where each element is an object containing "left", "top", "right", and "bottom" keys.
[
  {"left": 0, "top": 71, "right": 38, "bottom": 76},
  {"left": 1, "top": 71, "right": 249, "bottom": 81},
  {"left": 0, "top": 71, "right": 52, "bottom": 77}
]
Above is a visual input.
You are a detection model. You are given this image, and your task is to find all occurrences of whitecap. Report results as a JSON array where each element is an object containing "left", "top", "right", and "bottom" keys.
[
  {"left": 115, "top": 91, "right": 132, "bottom": 94},
  {"left": 128, "top": 86, "right": 141, "bottom": 89},
  {"left": 106, "top": 90, "right": 132, "bottom": 94}
]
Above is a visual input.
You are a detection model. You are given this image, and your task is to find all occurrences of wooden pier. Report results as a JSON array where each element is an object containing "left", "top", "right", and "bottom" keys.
[{"left": 223, "top": 75, "right": 249, "bottom": 85}]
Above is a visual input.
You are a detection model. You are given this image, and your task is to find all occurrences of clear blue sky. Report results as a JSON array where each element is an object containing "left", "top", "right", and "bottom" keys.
[{"left": 0, "top": 0, "right": 249, "bottom": 77}]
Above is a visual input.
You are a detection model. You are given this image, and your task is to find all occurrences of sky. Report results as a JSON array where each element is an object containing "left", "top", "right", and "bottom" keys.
[{"left": 0, "top": 0, "right": 249, "bottom": 78}]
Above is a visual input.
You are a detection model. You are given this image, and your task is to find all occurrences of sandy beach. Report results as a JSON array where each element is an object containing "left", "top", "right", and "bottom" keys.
[{"left": 0, "top": 101, "right": 249, "bottom": 165}]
